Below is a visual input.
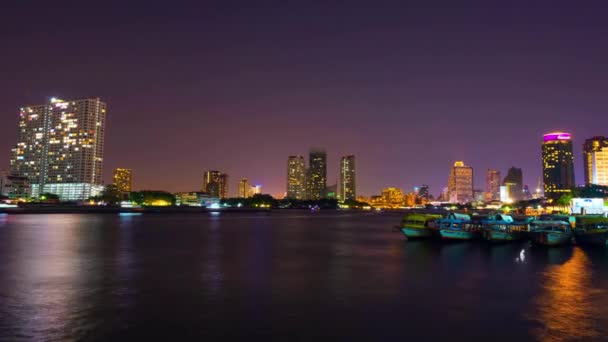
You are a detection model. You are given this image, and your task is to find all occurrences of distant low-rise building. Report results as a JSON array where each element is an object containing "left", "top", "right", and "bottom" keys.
[{"left": 0, "top": 171, "right": 30, "bottom": 199}]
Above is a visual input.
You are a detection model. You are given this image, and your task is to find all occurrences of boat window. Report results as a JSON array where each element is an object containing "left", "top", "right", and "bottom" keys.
[{"left": 452, "top": 223, "right": 459, "bottom": 228}]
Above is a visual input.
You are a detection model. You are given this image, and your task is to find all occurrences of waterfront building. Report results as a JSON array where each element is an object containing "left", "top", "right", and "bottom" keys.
[
  {"left": 503, "top": 167, "right": 523, "bottom": 201},
  {"left": 10, "top": 97, "right": 106, "bottom": 200},
  {"left": 175, "top": 192, "right": 210, "bottom": 207},
  {"left": 447, "top": 161, "right": 473, "bottom": 203},
  {"left": 405, "top": 192, "right": 417, "bottom": 207},
  {"left": 583, "top": 136, "right": 608, "bottom": 186},
  {"left": 306, "top": 148, "right": 327, "bottom": 200},
  {"left": 238, "top": 178, "right": 251, "bottom": 198},
  {"left": 202, "top": 170, "right": 228, "bottom": 198},
  {"left": 339, "top": 155, "right": 356, "bottom": 202},
  {"left": 0, "top": 170, "right": 30, "bottom": 199},
  {"left": 113, "top": 168, "right": 133, "bottom": 193},
  {"left": 286, "top": 156, "right": 306, "bottom": 199},
  {"left": 542, "top": 132, "right": 575, "bottom": 199},
  {"left": 381, "top": 187, "right": 405, "bottom": 208},
  {"left": 486, "top": 169, "right": 501, "bottom": 201}
]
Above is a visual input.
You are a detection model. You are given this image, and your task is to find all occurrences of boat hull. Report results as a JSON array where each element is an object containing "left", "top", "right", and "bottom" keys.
[
  {"left": 530, "top": 231, "right": 572, "bottom": 246},
  {"left": 484, "top": 230, "right": 525, "bottom": 242},
  {"left": 439, "top": 229, "right": 476, "bottom": 241},
  {"left": 400, "top": 227, "right": 433, "bottom": 239}
]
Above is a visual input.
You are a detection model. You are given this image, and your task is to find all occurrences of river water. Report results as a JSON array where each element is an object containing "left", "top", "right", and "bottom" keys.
[{"left": 1, "top": 211, "right": 607, "bottom": 341}]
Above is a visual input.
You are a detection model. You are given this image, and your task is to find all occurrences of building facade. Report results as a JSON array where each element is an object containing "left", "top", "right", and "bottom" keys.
[
  {"left": 238, "top": 178, "right": 251, "bottom": 198},
  {"left": 542, "top": 132, "right": 575, "bottom": 199},
  {"left": 502, "top": 167, "right": 523, "bottom": 202},
  {"left": 306, "top": 148, "right": 327, "bottom": 200},
  {"left": 113, "top": 168, "right": 133, "bottom": 193},
  {"left": 583, "top": 136, "right": 608, "bottom": 186},
  {"left": 286, "top": 156, "right": 306, "bottom": 199},
  {"left": 202, "top": 170, "right": 228, "bottom": 198},
  {"left": 448, "top": 161, "right": 473, "bottom": 203},
  {"left": 339, "top": 155, "right": 356, "bottom": 202},
  {"left": 0, "top": 170, "right": 30, "bottom": 199},
  {"left": 486, "top": 169, "right": 501, "bottom": 201},
  {"left": 10, "top": 97, "right": 106, "bottom": 200}
]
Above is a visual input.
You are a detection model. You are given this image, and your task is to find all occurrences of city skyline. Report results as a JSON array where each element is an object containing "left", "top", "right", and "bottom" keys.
[{"left": 2, "top": 2, "right": 608, "bottom": 196}]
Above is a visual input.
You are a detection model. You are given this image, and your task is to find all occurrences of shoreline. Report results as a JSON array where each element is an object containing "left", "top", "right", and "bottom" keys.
[{"left": 0, "top": 206, "right": 272, "bottom": 215}]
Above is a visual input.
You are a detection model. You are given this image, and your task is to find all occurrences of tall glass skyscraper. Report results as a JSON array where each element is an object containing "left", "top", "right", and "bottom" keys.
[
  {"left": 583, "top": 136, "right": 608, "bottom": 186},
  {"left": 542, "top": 132, "right": 575, "bottom": 199},
  {"left": 10, "top": 97, "right": 106, "bottom": 200},
  {"left": 306, "top": 148, "right": 327, "bottom": 200},
  {"left": 339, "top": 155, "right": 356, "bottom": 202},
  {"left": 286, "top": 156, "right": 306, "bottom": 199}
]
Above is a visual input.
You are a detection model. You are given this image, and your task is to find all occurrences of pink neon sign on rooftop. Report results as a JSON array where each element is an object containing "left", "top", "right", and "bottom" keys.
[{"left": 543, "top": 132, "right": 571, "bottom": 141}]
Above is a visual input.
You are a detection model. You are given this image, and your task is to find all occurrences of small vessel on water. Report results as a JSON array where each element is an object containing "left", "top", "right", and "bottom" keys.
[
  {"left": 437, "top": 213, "right": 480, "bottom": 241},
  {"left": 482, "top": 214, "right": 530, "bottom": 243},
  {"left": 529, "top": 220, "right": 573, "bottom": 246},
  {"left": 573, "top": 216, "right": 608, "bottom": 247},
  {"left": 399, "top": 213, "right": 443, "bottom": 239}
]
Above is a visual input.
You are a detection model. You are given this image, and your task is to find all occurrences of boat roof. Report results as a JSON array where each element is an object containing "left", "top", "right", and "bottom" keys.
[{"left": 447, "top": 213, "right": 471, "bottom": 220}]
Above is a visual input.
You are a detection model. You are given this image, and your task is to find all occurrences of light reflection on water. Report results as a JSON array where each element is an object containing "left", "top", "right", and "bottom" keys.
[
  {"left": 531, "top": 248, "right": 607, "bottom": 341},
  {"left": 1, "top": 212, "right": 608, "bottom": 341}
]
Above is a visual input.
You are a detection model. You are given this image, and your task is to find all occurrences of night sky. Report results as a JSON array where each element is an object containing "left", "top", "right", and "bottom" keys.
[{"left": 2, "top": 1, "right": 608, "bottom": 197}]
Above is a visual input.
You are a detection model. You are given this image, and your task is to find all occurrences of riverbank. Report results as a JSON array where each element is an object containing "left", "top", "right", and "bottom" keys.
[{"left": 0, "top": 205, "right": 271, "bottom": 215}]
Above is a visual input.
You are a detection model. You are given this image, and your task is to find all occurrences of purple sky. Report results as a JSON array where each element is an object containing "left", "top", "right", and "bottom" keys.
[{"left": 2, "top": 1, "right": 608, "bottom": 197}]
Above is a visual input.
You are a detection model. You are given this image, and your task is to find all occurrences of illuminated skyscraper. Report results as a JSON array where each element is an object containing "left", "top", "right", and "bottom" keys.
[
  {"left": 448, "top": 161, "right": 473, "bottom": 203},
  {"left": 503, "top": 167, "right": 523, "bottom": 201},
  {"left": 583, "top": 136, "right": 608, "bottom": 186},
  {"left": 486, "top": 169, "right": 500, "bottom": 201},
  {"left": 306, "top": 148, "right": 327, "bottom": 200},
  {"left": 113, "top": 168, "right": 133, "bottom": 193},
  {"left": 10, "top": 97, "right": 106, "bottom": 200},
  {"left": 542, "top": 132, "right": 575, "bottom": 199},
  {"left": 339, "top": 155, "right": 356, "bottom": 202},
  {"left": 286, "top": 156, "right": 306, "bottom": 199},
  {"left": 203, "top": 170, "right": 228, "bottom": 198},
  {"left": 238, "top": 178, "right": 251, "bottom": 198}
]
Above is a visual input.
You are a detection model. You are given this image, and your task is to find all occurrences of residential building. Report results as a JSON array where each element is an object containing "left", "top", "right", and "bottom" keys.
[
  {"left": 306, "top": 148, "right": 327, "bottom": 200},
  {"left": 339, "top": 155, "right": 356, "bottom": 202},
  {"left": 238, "top": 178, "right": 251, "bottom": 198},
  {"left": 202, "top": 170, "right": 228, "bottom": 198},
  {"left": 10, "top": 97, "right": 106, "bottom": 200},
  {"left": 448, "top": 161, "right": 473, "bottom": 203},
  {"left": 113, "top": 168, "right": 133, "bottom": 193},
  {"left": 486, "top": 169, "right": 501, "bottom": 201},
  {"left": 583, "top": 136, "right": 608, "bottom": 186},
  {"left": 286, "top": 156, "right": 306, "bottom": 199},
  {"left": 542, "top": 132, "right": 575, "bottom": 199}
]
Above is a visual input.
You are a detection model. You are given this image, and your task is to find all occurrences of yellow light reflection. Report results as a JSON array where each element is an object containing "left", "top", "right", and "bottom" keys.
[{"left": 531, "top": 248, "right": 604, "bottom": 341}]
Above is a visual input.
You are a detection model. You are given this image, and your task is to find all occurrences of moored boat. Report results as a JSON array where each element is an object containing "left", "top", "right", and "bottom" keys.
[
  {"left": 482, "top": 214, "right": 530, "bottom": 242},
  {"left": 529, "top": 220, "right": 573, "bottom": 246},
  {"left": 437, "top": 213, "right": 480, "bottom": 241},
  {"left": 574, "top": 216, "right": 608, "bottom": 247},
  {"left": 399, "top": 213, "right": 443, "bottom": 239}
]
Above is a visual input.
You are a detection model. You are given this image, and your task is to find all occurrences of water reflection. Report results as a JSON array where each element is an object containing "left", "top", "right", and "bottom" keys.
[{"left": 531, "top": 248, "right": 605, "bottom": 341}]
